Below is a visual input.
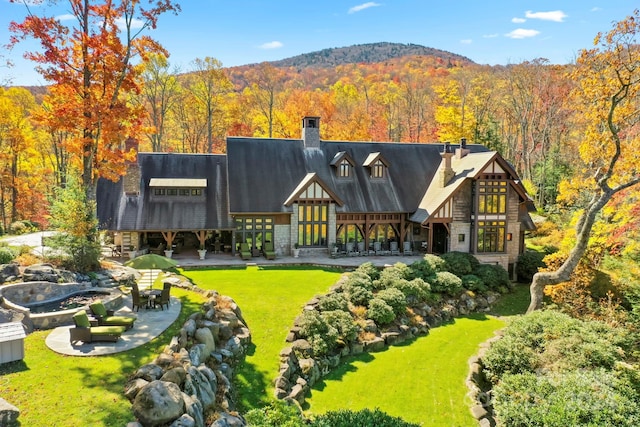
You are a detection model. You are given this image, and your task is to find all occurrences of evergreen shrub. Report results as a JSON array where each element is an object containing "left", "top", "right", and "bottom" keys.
[{"left": 366, "top": 298, "right": 395, "bottom": 325}]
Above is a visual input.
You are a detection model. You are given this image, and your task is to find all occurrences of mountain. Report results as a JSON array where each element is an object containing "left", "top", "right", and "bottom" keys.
[{"left": 262, "top": 42, "right": 475, "bottom": 69}]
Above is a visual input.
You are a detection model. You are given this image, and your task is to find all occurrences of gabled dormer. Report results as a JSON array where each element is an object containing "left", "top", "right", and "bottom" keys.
[
  {"left": 284, "top": 173, "right": 344, "bottom": 206},
  {"left": 330, "top": 151, "right": 356, "bottom": 178},
  {"left": 363, "top": 152, "right": 389, "bottom": 179}
]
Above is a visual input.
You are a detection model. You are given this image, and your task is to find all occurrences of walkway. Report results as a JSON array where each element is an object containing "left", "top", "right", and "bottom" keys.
[{"left": 45, "top": 293, "right": 181, "bottom": 356}]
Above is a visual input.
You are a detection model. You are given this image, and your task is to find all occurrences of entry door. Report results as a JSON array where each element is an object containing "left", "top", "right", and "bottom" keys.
[{"left": 432, "top": 223, "right": 449, "bottom": 254}]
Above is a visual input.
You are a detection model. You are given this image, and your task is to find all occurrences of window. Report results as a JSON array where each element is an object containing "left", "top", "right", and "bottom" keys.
[
  {"left": 478, "top": 180, "right": 507, "bottom": 214},
  {"left": 152, "top": 187, "right": 203, "bottom": 197},
  {"left": 371, "top": 160, "right": 385, "bottom": 178},
  {"left": 298, "top": 203, "right": 328, "bottom": 247},
  {"left": 477, "top": 220, "right": 505, "bottom": 252},
  {"left": 154, "top": 188, "right": 165, "bottom": 196},
  {"left": 338, "top": 159, "right": 351, "bottom": 178},
  {"left": 235, "top": 217, "right": 274, "bottom": 250}
]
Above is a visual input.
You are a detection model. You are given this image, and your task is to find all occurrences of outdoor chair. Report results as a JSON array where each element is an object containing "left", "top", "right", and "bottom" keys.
[
  {"left": 89, "top": 301, "right": 136, "bottom": 330},
  {"left": 403, "top": 241, "right": 413, "bottom": 255},
  {"left": 156, "top": 283, "right": 171, "bottom": 310},
  {"left": 69, "top": 310, "right": 126, "bottom": 344},
  {"left": 263, "top": 242, "right": 276, "bottom": 260},
  {"left": 149, "top": 242, "right": 165, "bottom": 255},
  {"left": 374, "top": 241, "right": 382, "bottom": 255},
  {"left": 239, "top": 243, "right": 252, "bottom": 260},
  {"left": 390, "top": 241, "right": 400, "bottom": 255},
  {"left": 357, "top": 241, "right": 367, "bottom": 256},
  {"left": 131, "top": 284, "right": 150, "bottom": 312},
  {"left": 346, "top": 242, "right": 357, "bottom": 256}
]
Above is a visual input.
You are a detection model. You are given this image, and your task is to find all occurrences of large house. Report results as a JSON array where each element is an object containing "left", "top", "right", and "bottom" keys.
[{"left": 97, "top": 117, "right": 535, "bottom": 274}]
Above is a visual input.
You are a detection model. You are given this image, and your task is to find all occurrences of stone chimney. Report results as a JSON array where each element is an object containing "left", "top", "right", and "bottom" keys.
[
  {"left": 302, "top": 116, "right": 321, "bottom": 148},
  {"left": 455, "top": 137, "right": 471, "bottom": 159},
  {"left": 123, "top": 136, "right": 141, "bottom": 195},
  {"left": 438, "top": 141, "right": 455, "bottom": 187}
]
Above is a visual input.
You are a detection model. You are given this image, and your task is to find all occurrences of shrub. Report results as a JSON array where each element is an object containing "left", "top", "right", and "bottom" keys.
[
  {"left": 516, "top": 250, "right": 546, "bottom": 282},
  {"left": 244, "top": 400, "right": 304, "bottom": 427},
  {"left": 0, "top": 247, "right": 16, "bottom": 264},
  {"left": 421, "top": 254, "right": 447, "bottom": 274},
  {"left": 366, "top": 298, "right": 395, "bottom": 325},
  {"left": 344, "top": 284, "right": 374, "bottom": 307},
  {"left": 440, "top": 251, "right": 479, "bottom": 277},
  {"left": 317, "top": 292, "right": 349, "bottom": 312},
  {"left": 476, "top": 264, "right": 510, "bottom": 291},
  {"left": 389, "top": 278, "right": 431, "bottom": 303},
  {"left": 310, "top": 408, "right": 420, "bottom": 427},
  {"left": 493, "top": 370, "right": 640, "bottom": 427},
  {"left": 321, "top": 310, "right": 359, "bottom": 343},
  {"left": 297, "top": 310, "right": 338, "bottom": 356},
  {"left": 344, "top": 271, "right": 374, "bottom": 290},
  {"left": 355, "top": 261, "right": 380, "bottom": 281},
  {"left": 9, "top": 220, "right": 38, "bottom": 235},
  {"left": 430, "top": 271, "right": 463, "bottom": 295},
  {"left": 461, "top": 274, "right": 488, "bottom": 293},
  {"left": 376, "top": 287, "right": 407, "bottom": 315}
]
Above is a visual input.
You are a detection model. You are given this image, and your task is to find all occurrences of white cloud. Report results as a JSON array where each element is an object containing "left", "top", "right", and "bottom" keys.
[
  {"left": 55, "top": 14, "right": 76, "bottom": 22},
  {"left": 525, "top": 10, "right": 567, "bottom": 22},
  {"left": 483, "top": 33, "right": 499, "bottom": 38},
  {"left": 505, "top": 28, "right": 540, "bottom": 39},
  {"left": 512, "top": 17, "right": 526, "bottom": 23},
  {"left": 591, "top": 7, "right": 601, "bottom": 12},
  {"left": 348, "top": 2, "right": 381, "bottom": 14},
  {"left": 259, "top": 41, "right": 283, "bottom": 49},
  {"left": 460, "top": 39, "right": 472, "bottom": 44},
  {"left": 115, "top": 17, "right": 145, "bottom": 30}
]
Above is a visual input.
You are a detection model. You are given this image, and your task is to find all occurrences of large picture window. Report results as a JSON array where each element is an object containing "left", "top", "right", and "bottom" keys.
[
  {"left": 235, "top": 217, "right": 273, "bottom": 251},
  {"left": 298, "top": 203, "right": 328, "bottom": 247},
  {"left": 478, "top": 180, "right": 507, "bottom": 214},
  {"left": 477, "top": 220, "right": 505, "bottom": 252}
]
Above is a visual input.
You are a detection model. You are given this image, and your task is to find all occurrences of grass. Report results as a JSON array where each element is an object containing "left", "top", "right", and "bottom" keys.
[
  {"left": 181, "top": 265, "right": 343, "bottom": 410},
  {"left": 0, "top": 286, "right": 206, "bottom": 426},
  {"left": 304, "top": 314, "right": 505, "bottom": 426}
]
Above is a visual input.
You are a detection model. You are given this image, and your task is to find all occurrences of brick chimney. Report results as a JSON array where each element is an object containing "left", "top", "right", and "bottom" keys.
[
  {"left": 438, "top": 141, "right": 455, "bottom": 187},
  {"left": 455, "top": 137, "right": 471, "bottom": 159},
  {"left": 123, "top": 137, "right": 140, "bottom": 195},
  {"left": 302, "top": 116, "right": 321, "bottom": 148}
]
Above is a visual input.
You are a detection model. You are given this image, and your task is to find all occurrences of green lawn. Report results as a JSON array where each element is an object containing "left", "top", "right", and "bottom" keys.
[
  {"left": 305, "top": 314, "right": 505, "bottom": 426},
  {"left": 182, "top": 265, "right": 343, "bottom": 410}
]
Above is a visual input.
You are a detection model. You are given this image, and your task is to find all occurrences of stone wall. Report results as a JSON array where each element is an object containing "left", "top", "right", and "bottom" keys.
[
  {"left": 275, "top": 274, "right": 501, "bottom": 407},
  {"left": 125, "top": 287, "right": 251, "bottom": 427},
  {"left": 465, "top": 331, "right": 504, "bottom": 427}
]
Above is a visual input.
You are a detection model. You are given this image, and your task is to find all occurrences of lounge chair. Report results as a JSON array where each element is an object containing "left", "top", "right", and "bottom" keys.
[
  {"left": 89, "top": 301, "right": 136, "bottom": 330},
  {"left": 239, "top": 243, "right": 252, "bottom": 260},
  {"left": 263, "top": 242, "right": 276, "bottom": 260},
  {"left": 390, "top": 241, "right": 400, "bottom": 255},
  {"left": 403, "top": 241, "right": 413, "bottom": 255},
  {"left": 69, "top": 310, "right": 126, "bottom": 344}
]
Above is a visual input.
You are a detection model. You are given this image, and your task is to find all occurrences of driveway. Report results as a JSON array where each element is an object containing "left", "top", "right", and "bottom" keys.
[{"left": 1, "top": 231, "right": 58, "bottom": 256}]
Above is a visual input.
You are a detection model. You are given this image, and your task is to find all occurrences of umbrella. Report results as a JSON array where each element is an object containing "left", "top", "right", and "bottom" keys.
[{"left": 125, "top": 253, "right": 178, "bottom": 288}]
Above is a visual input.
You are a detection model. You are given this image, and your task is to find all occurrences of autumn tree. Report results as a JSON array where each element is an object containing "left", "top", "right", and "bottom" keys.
[
  {"left": 243, "top": 62, "right": 286, "bottom": 138},
  {"left": 9, "top": 0, "right": 180, "bottom": 202},
  {"left": 187, "top": 57, "right": 232, "bottom": 153},
  {"left": 529, "top": 10, "right": 640, "bottom": 312}
]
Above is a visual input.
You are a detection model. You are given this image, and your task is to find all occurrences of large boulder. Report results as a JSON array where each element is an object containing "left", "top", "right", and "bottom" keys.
[
  {"left": 0, "top": 398, "right": 19, "bottom": 426},
  {"left": 132, "top": 380, "right": 185, "bottom": 426},
  {"left": 183, "top": 366, "right": 216, "bottom": 411},
  {"left": 0, "top": 263, "right": 20, "bottom": 284}
]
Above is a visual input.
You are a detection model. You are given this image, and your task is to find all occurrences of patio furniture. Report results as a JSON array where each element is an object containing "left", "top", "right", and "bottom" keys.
[
  {"left": 390, "top": 241, "right": 400, "bottom": 255},
  {"left": 149, "top": 242, "right": 165, "bottom": 255},
  {"left": 69, "top": 310, "right": 126, "bottom": 344},
  {"left": 357, "top": 241, "right": 367, "bottom": 256},
  {"left": 89, "top": 301, "right": 136, "bottom": 330},
  {"left": 374, "top": 241, "right": 382, "bottom": 255},
  {"left": 156, "top": 283, "right": 171, "bottom": 310},
  {"left": 403, "top": 241, "right": 413, "bottom": 255},
  {"left": 263, "top": 242, "right": 276, "bottom": 260},
  {"left": 239, "top": 243, "right": 252, "bottom": 260},
  {"left": 131, "top": 284, "right": 150, "bottom": 312}
]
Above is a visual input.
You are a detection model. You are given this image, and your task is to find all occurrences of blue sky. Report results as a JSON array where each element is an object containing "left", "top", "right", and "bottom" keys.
[{"left": 0, "top": 0, "right": 636, "bottom": 86}]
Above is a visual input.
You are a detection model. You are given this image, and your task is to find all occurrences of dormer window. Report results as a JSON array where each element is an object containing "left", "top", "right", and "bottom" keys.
[
  {"left": 149, "top": 178, "right": 206, "bottom": 198},
  {"left": 363, "top": 152, "right": 389, "bottom": 179},
  {"left": 339, "top": 159, "right": 351, "bottom": 178},
  {"left": 330, "top": 151, "right": 355, "bottom": 179},
  {"left": 372, "top": 160, "right": 385, "bottom": 178}
]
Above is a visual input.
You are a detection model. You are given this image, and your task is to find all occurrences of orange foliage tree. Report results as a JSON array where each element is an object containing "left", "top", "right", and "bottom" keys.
[
  {"left": 528, "top": 10, "right": 640, "bottom": 312},
  {"left": 9, "top": 0, "right": 180, "bottom": 206}
]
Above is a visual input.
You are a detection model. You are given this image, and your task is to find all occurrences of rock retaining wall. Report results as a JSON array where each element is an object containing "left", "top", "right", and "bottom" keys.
[
  {"left": 275, "top": 273, "right": 501, "bottom": 407},
  {"left": 125, "top": 285, "right": 251, "bottom": 427},
  {"left": 465, "top": 331, "right": 503, "bottom": 427}
]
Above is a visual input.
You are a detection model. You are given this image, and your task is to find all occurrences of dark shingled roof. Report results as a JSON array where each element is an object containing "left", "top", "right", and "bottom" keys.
[
  {"left": 97, "top": 153, "right": 233, "bottom": 231},
  {"left": 226, "top": 137, "right": 490, "bottom": 214}
]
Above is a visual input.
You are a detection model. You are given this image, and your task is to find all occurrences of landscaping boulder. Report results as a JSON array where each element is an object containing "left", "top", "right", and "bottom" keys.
[
  {"left": 132, "top": 380, "right": 184, "bottom": 426},
  {"left": 0, "top": 263, "right": 20, "bottom": 283},
  {"left": 0, "top": 398, "right": 19, "bottom": 426},
  {"left": 22, "top": 263, "right": 59, "bottom": 283}
]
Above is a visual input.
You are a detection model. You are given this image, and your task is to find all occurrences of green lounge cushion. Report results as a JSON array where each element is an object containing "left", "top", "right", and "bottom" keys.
[
  {"left": 91, "top": 325, "right": 126, "bottom": 335},
  {"left": 99, "top": 316, "right": 135, "bottom": 328},
  {"left": 89, "top": 302, "right": 108, "bottom": 317},
  {"left": 73, "top": 310, "right": 91, "bottom": 328}
]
